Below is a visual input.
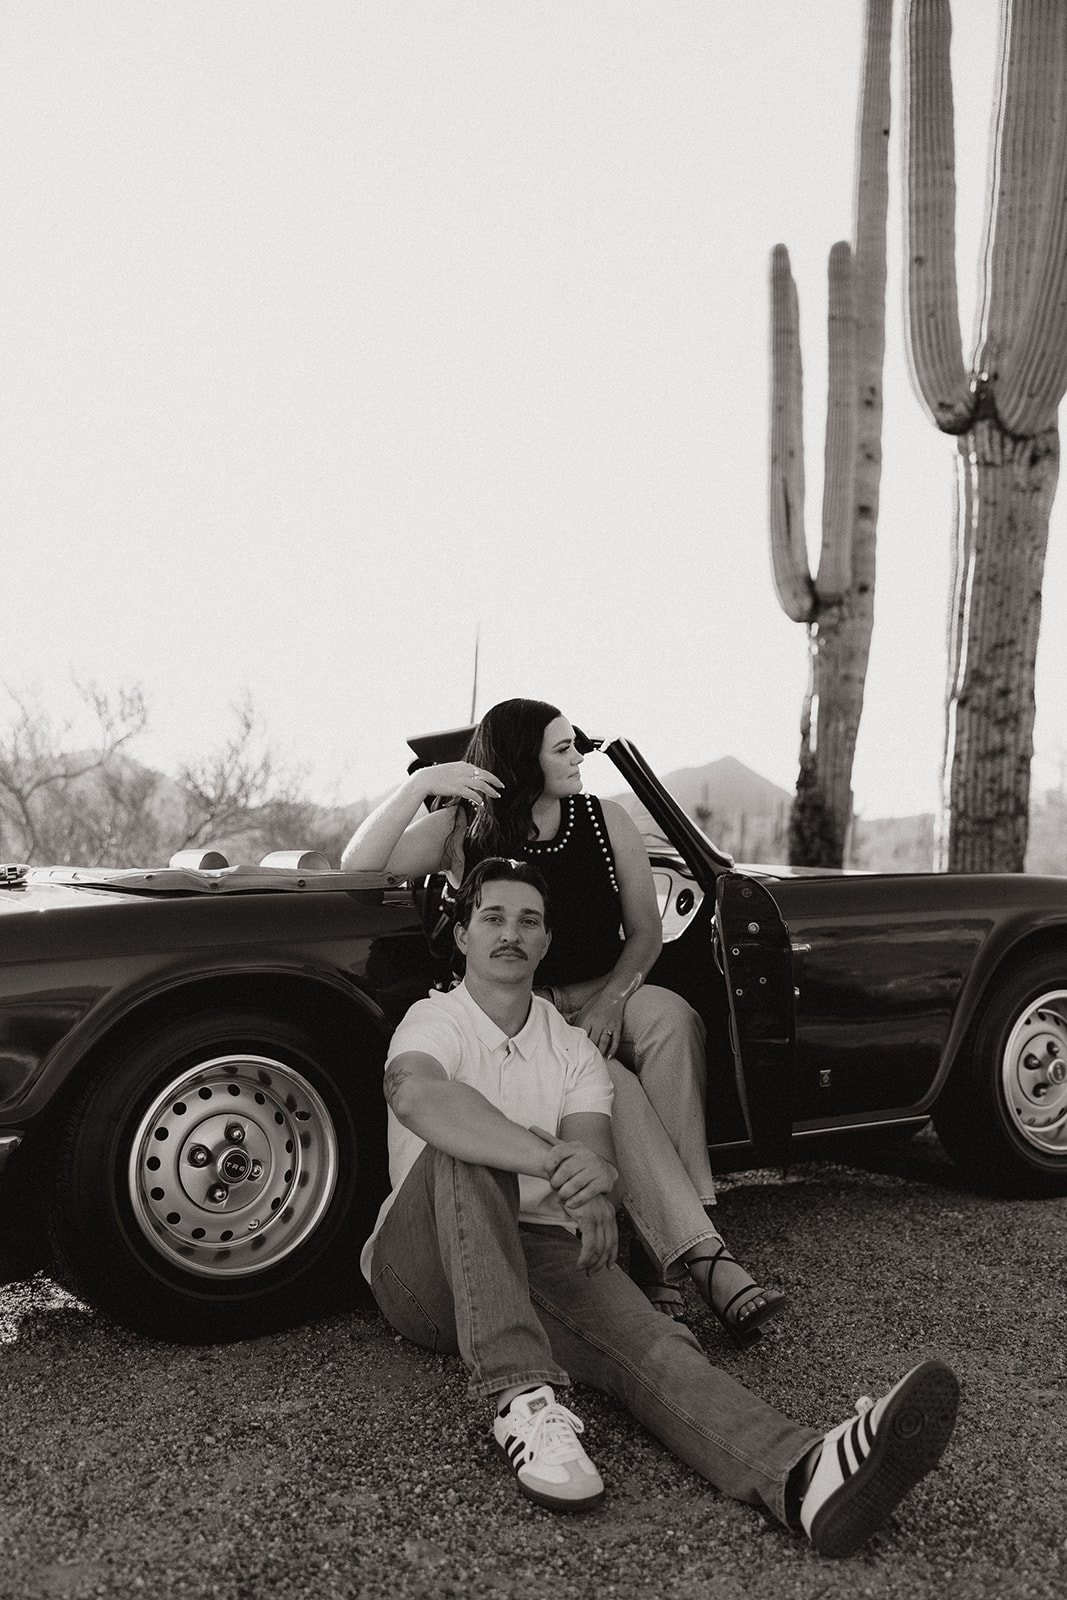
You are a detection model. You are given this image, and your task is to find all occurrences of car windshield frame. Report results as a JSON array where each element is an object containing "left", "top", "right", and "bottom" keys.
[
  {"left": 595, "top": 736, "right": 735, "bottom": 888},
  {"left": 1, "top": 863, "right": 397, "bottom": 897}
]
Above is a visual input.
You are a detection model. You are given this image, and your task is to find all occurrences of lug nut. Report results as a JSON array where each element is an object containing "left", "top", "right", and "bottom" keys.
[
  {"left": 225, "top": 1123, "right": 245, "bottom": 1144},
  {"left": 187, "top": 1145, "right": 211, "bottom": 1168},
  {"left": 206, "top": 1184, "right": 229, "bottom": 1204},
  {"left": 249, "top": 1161, "right": 264, "bottom": 1180},
  {"left": 1023, "top": 1053, "right": 1041, "bottom": 1071}
]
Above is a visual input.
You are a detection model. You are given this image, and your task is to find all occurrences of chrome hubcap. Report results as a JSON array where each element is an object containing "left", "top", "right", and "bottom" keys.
[
  {"left": 1002, "top": 992, "right": 1067, "bottom": 1156},
  {"left": 128, "top": 1053, "right": 339, "bottom": 1278}
]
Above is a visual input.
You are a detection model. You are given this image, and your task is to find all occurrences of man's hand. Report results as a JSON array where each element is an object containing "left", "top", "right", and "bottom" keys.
[
  {"left": 566, "top": 1195, "right": 619, "bottom": 1274},
  {"left": 531, "top": 1127, "right": 618, "bottom": 1207}
]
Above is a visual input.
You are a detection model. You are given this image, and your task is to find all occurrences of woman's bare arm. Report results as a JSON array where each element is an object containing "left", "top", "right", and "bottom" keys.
[
  {"left": 340, "top": 760, "right": 500, "bottom": 874},
  {"left": 569, "top": 799, "right": 663, "bottom": 1054}
]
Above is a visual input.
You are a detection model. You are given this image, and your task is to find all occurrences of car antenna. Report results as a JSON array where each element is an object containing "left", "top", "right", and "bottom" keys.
[{"left": 469, "top": 624, "right": 480, "bottom": 723}]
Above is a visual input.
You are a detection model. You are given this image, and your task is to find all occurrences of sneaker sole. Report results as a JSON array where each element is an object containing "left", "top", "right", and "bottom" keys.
[
  {"left": 808, "top": 1359, "right": 960, "bottom": 1559},
  {"left": 493, "top": 1440, "right": 605, "bottom": 1514}
]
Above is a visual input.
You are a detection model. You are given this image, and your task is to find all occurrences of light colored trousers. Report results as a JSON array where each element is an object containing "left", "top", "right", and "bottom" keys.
[
  {"left": 551, "top": 981, "right": 720, "bottom": 1272},
  {"left": 370, "top": 1149, "right": 816, "bottom": 1528}
]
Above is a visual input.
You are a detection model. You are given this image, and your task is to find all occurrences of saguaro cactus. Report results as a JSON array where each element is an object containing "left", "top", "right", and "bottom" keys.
[
  {"left": 903, "top": 0, "right": 1067, "bottom": 872},
  {"left": 769, "top": 0, "right": 891, "bottom": 867}
]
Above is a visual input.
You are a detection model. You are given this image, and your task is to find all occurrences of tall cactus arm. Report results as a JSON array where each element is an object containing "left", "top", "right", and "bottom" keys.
[
  {"left": 902, "top": 0, "right": 972, "bottom": 432},
  {"left": 974, "top": 0, "right": 1065, "bottom": 387},
  {"left": 815, "top": 242, "right": 857, "bottom": 602},
  {"left": 849, "top": 0, "right": 891, "bottom": 608},
  {"left": 992, "top": 4, "right": 1067, "bottom": 433},
  {"left": 998, "top": 192, "right": 1067, "bottom": 433},
  {"left": 769, "top": 243, "right": 815, "bottom": 623}
]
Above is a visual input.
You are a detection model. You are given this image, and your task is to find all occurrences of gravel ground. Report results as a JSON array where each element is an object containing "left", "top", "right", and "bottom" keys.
[{"left": 1, "top": 1127, "right": 1064, "bottom": 1600}]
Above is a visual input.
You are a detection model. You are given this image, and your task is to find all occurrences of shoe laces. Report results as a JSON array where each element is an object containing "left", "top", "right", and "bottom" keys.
[{"left": 518, "top": 1400, "right": 587, "bottom": 1464}]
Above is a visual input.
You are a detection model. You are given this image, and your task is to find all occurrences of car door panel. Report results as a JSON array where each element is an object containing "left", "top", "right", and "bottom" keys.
[{"left": 714, "top": 872, "right": 796, "bottom": 1167}]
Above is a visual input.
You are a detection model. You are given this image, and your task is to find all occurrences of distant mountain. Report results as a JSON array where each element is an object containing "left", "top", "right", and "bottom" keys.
[
  {"left": 609, "top": 754, "right": 789, "bottom": 814},
  {"left": 655, "top": 756, "right": 792, "bottom": 819},
  {"left": 608, "top": 757, "right": 944, "bottom": 871},
  {"left": 608, "top": 756, "right": 792, "bottom": 861}
]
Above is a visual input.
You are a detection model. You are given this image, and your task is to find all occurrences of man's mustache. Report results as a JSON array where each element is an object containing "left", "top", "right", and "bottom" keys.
[{"left": 491, "top": 945, "right": 528, "bottom": 959}]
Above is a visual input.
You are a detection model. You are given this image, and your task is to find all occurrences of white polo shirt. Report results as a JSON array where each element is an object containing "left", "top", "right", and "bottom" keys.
[{"left": 360, "top": 981, "right": 614, "bottom": 1281}]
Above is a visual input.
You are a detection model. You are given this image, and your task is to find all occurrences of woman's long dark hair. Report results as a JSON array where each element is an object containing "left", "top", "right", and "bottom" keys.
[{"left": 451, "top": 697, "right": 563, "bottom": 865}]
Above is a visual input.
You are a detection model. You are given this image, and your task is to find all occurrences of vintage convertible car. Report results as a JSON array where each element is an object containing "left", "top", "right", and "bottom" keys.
[{"left": 1, "top": 728, "right": 1066, "bottom": 1342}]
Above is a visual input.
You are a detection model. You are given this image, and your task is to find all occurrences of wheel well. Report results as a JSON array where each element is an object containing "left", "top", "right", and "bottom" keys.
[
  {"left": 933, "top": 928, "right": 1067, "bottom": 1194},
  {"left": 959, "top": 929, "right": 1067, "bottom": 1043},
  {"left": 937, "top": 927, "right": 1067, "bottom": 1105},
  {"left": 24, "top": 974, "right": 390, "bottom": 1198}
]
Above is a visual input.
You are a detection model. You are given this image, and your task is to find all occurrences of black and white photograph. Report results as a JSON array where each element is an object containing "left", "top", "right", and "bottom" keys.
[{"left": 1, "top": 3, "right": 1064, "bottom": 1596}]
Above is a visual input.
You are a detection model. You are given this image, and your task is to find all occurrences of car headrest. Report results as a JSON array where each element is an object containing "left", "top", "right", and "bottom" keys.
[{"left": 406, "top": 723, "right": 596, "bottom": 774}]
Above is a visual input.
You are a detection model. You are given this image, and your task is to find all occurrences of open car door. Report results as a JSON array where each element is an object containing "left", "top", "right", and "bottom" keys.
[
  {"left": 599, "top": 738, "right": 798, "bottom": 1166},
  {"left": 715, "top": 871, "right": 797, "bottom": 1168}
]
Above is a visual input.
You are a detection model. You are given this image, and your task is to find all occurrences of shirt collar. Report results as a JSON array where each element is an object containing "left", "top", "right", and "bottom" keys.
[{"left": 452, "top": 980, "right": 543, "bottom": 1059}]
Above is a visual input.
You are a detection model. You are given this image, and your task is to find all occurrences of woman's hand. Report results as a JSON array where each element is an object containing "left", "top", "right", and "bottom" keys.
[
  {"left": 416, "top": 761, "right": 502, "bottom": 808},
  {"left": 572, "top": 991, "right": 627, "bottom": 1060}
]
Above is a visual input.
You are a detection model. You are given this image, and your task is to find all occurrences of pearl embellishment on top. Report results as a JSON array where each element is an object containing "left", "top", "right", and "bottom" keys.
[{"left": 526, "top": 795, "right": 619, "bottom": 893}]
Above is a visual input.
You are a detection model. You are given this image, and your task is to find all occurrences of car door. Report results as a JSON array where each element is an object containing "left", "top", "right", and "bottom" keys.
[
  {"left": 714, "top": 870, "right": 797, "bottom": 1168},
  {"left": 599, "top": 738, "right": 799, "bottom": 1166}
]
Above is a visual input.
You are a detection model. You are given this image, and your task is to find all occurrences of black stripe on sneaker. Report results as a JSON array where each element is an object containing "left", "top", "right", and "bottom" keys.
[
  {"left": 835, "top": 1427, "right": 855, "bottom": 1481},
  {"left": 859, "top": 1409, "right": 876, "bottom": 1453}
]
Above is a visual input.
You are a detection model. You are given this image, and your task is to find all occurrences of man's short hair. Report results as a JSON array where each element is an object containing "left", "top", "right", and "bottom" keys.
[{"left": 452, "top": 856, "right": 551, "bottom": 932}]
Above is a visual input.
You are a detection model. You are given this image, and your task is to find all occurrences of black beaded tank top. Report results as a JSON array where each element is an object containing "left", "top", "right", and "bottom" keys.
[{"left": 514, "top": 793, "right": 624, "bottom": 985}]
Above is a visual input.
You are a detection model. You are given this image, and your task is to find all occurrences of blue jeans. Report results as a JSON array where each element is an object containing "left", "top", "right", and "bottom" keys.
[{"left": 370, "top": 1147, "right": 818, "bottom": 1527}]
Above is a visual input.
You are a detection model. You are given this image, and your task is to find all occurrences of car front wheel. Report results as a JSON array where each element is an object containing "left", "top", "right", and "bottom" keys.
[
  {"left": 48, "top": 1008, "right": 386, "bottom": 1341},
  {"left": 934, "top": 953, "right": 1067, "bottom": 1196}
]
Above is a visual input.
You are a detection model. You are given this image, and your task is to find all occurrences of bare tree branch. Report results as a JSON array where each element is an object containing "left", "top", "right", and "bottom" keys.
[{"left": 175, "top": 691, "right": 305, "bottom": 850}]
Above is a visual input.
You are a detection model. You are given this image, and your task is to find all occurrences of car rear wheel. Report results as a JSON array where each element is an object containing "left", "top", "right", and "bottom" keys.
[
  {"left": 934, "top": 953, "right": 1067, "bottom": 1196},
  {"left": 48, "top": 1008, "right": 387, "bottom": 1341}
]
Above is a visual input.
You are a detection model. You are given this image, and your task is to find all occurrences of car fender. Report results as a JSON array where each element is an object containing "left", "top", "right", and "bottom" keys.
[
  {"left": 922, "top": 888, "right": 1067, "bottom": 1108},
  {"left": 1, "top": 950, "right": 394, "bottom": 1129}
]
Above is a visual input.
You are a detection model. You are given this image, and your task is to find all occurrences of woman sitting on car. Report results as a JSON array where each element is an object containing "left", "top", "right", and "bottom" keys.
[{"left": 342, "top": 697, "right": 785, "bottom": 1343}]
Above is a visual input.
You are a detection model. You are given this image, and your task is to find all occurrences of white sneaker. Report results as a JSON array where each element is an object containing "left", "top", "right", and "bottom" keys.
[
  {"left": 801, "top": 1359, "right": 959, "bottom": 1558},
  {"left": 492, "top": 1385, "right": 605, "bottom": 1512}
]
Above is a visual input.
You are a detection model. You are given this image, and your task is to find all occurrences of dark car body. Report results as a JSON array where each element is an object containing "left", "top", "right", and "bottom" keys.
[{"left": 2, "top": 734, "right": 1066, "bottom": 1341}]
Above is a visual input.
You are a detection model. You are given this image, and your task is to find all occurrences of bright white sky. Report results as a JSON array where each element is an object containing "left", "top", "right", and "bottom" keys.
[{"left": 3, "top": 0, "right": 1062, "bottom": 818}]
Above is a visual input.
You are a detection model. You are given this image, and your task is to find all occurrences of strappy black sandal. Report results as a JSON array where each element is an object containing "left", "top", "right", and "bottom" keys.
[{"left": 687, "top": 1243, "right": 787, "bottom": 1348}]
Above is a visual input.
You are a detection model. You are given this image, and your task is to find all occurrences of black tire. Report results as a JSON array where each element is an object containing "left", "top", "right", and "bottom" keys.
[
  {"left": 934, "top": 952, "right": 1067, "bottom": 1197},
  {"left": 48, "top": 1008, "right": 387, "bottom": 1341}
]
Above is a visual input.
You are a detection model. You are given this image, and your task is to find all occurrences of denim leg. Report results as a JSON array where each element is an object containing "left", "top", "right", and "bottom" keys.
[
  {"left": 615, "top": 984, "right": 717, "bottom": 1204},
  {"left": 606, "top": 1057, "right": 721, "bottom": 1273},
  {"left": 522, "top": 1227, "right": 819, "bottom": 1527},
  {"left": 370, "top": 1146, "right": 569, "bottom": 1400},
  {"left": 550, "top": 980, "right": 717, "bottom": 1207}
]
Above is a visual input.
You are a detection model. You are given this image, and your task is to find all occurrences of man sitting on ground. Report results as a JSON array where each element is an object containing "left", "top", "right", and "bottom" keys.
[{"left": 359, "top": 856, "right": 959, "bottom": 1558}]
